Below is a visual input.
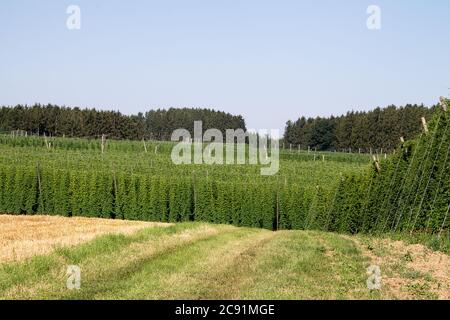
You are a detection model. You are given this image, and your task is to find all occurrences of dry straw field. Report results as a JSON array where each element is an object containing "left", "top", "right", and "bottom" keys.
[{"left": 0, "top": 215, "right": 170, "bottom": 263}]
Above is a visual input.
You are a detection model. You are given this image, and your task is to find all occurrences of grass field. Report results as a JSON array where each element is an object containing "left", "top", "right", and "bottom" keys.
[{"left": 0, "top": 215, "right": 448, "bottom": 300}]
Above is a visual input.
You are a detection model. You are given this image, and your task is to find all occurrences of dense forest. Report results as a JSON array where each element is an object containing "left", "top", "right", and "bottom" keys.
[
  {"left": 0, "top": 104, "right": 246, "bottom": 140},
  {"left": 284, "top": 104, "right": 437, "bottom": 152},
  {"left": 0, "top": 103, "right": 439, "bottom": 152}
]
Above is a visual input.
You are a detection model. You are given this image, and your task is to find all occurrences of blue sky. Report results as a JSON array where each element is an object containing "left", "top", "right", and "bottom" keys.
[{"left": 0, "top": 0, "right": 449, "bottom": 132}]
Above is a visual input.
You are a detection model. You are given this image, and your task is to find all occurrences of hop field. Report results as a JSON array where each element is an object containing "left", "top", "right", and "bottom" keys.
[
  {"left": 0, "top": 134, "right": 369, "bottom": 230},
  {"left": 0, "top": 101, "right": 448, "bottom": 241}
]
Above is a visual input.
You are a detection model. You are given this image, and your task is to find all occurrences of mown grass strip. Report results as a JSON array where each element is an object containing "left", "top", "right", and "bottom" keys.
[
  {"left": 237, "top": 230, "right": 377, "bottom": 300},
  {"left": 0, "top": 222, "right": 212, "bottom": 298},
  {"left": 60, "top": 226, "right": 264, "bottom": 300}
]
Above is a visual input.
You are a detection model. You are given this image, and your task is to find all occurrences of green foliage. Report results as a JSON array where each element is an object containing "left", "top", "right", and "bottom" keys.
[
  {"left": 0, "top": 104, "right": 246, "bottom": 141},
  {"left": 334, "top": 105, "right": 450, "bottom": 235},
  {"left": 0, "top": 103, "right": 447, "bottom": 236},
  {"left": 284, "top": 104, "right": 436, "bottom": 152}
]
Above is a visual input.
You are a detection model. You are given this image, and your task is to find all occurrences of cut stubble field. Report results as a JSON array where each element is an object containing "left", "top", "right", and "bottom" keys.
[
  {"left": 0, "top": 215, "right": 448, "bottom": 300},
  {"left": 0, "top": 215, "right": 170, "bottom": 262}
]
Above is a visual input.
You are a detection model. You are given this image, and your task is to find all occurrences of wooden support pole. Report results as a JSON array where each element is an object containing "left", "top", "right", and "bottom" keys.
[
  {"left": 440, "top": 96, "right": 448, "bottom": 111},
  {"left": 421, "top": 117, "right": 429, "bottom": 134},
  {"left": 101, "top": 134, "right": 106, "bottom": 153},
  {"left": 36, "top": 162, "right": 42, "bottom": 200},
  {"left": 44, "top": 133, "right": 50, "bottom": 149},
  {"left": 112, "top": 167, "right": 118, "bottom": 205},
  {"left": 192, "top": 171, "right": 197, "bottom": 210},
  {"left": 276, "top": 191, "right": 279, "bottom": 231},
  {"left": 142, "top": 139, "right": 148, "bottom": 153},
  {"left": 372, "top": 155, "right": 381, "bottom": 173},
  {"left": 400, "top": 137, "right": 405, "bottom": 143}
]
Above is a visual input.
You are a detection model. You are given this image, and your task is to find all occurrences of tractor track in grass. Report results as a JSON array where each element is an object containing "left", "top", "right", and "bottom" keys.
[
  {"left": 1, "top": 223, "right": 226, "bottom": 299},
  {"left": 2, "top": 215, "right": 449, "bottom": 300}
]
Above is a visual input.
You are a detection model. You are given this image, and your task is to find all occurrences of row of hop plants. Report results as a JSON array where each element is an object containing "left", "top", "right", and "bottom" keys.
[
  {"left": 0, "top": 134, "right": 175, "bottom": 154},
  {"left": 331, "top": 102, "right": 450, "bottom": 235},
  {"left": 0, "top": 163, "right": 340, "bottom": 230},
  {"left": 2, "top": 133, "right": 372, "bottom": 164}
]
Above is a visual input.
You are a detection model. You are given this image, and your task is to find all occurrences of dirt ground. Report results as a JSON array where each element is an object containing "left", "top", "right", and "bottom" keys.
[{"left": 352, "top": 235, "right": 450, "bottom": 300}]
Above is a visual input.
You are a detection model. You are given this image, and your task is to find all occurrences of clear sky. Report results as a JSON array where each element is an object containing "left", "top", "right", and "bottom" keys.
[{"left": 1, "top": 0, "right": 449, "bottom": 133}]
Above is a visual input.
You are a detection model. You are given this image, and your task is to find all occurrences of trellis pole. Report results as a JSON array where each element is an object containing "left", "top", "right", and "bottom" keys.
[
  {"left": 101, "top": 134, "right": 106, "bottom": 153},
  {"left": 421, "top": 117, "right": 429, "bottom": 134},
  {"left": 44, "top": 133, "right": 50, "bottom": 149},
  {"left": 373, "top": 155, "right": 381, "bottom": 173},
  {"left": 142, "top": 139, "right": 148, "bottom": 153},
  {"left": 438, "top": 205, "right": 450, "bottom": 238},
  {"left": 276, "top": 191, "right": 279, "bottom": 231},
  {"left": 112, "top": 165, "right": 118, "bottom": 210},
  {"left": 36, "top": 162, "right": 42, "bottom": 204},
  {"left": 440, "top": 96, "right": 447, "bottom": 111}
]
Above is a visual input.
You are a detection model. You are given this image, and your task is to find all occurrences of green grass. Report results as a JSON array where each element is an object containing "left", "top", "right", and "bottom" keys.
[
  {"left": 3, "top": 222, "right": 448, "bottom": 300},
  {"left": 0, "top": 223, "right": 384, "bottom": 300}
]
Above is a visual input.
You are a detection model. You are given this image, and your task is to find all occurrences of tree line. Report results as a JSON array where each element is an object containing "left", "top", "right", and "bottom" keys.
[
  {"left": 0, "top": 103, "right": 439, "bottom": 152},
  {"left": 0, "top": 104, "right": 246, "bottom": 140},
  {"left": 284, "top": 104, "right": 437, "bottom": 152}
]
